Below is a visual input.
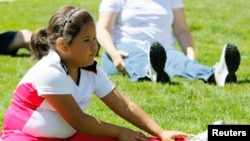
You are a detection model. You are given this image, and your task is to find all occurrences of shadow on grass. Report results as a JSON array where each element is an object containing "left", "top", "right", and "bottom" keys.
[
  {"left": 163, "top": 81, "right": 180, "bottom": 86},
  {"left": 237, "top": 78, "right": 250, "bottom": 84},
  {"left": 10, "top": 53, "right": 31, "bottom": 58},
  {"left": 138, "top": 79, "right": 181, "bottom": 86}
]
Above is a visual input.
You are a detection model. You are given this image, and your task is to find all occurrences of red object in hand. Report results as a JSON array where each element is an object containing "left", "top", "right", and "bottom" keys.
[{"left": 175, "top": 137, "right": 187, "bottom": 141}]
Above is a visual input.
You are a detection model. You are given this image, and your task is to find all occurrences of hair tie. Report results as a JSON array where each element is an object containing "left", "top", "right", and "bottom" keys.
[{"left": 60, "top": 8, "right": 79, "bottom": 28}]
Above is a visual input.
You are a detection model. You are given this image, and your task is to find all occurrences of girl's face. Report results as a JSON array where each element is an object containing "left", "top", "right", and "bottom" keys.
[{"left": 66, "top": 21, "right": 98, "bottom": 68}]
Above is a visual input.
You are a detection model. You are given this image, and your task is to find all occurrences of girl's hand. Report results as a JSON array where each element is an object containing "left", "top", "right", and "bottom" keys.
[{"left": 158, "top": 130, "right": 187, "bottom": 141}]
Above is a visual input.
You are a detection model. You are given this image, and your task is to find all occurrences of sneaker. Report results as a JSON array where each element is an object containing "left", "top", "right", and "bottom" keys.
[
  {"left": 188, "top": 120, "right": 225, "bottom": 141},
  {"left": 149, "top": 42, "right": 170, "bottom": 83},
  {"left": 214, "top": 43, "right": 240, "bottom": 87}
]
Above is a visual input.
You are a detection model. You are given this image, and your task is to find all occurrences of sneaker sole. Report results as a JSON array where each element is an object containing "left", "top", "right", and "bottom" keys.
[
  {"left": 149, "top": 42, "right": 170, "bottom": 83},
  {"left": 224, "top": 43, "right": 241, "bottom": 83}
]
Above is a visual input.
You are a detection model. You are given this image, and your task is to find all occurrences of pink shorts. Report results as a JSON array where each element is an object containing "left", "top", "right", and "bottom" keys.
[{"left": 1, "top": 131, "right": 160, "bottom": 141}]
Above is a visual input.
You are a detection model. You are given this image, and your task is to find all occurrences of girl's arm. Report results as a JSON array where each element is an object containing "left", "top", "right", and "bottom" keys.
[
  {"left": 101, "top": 88, "right": 187, "bottom": 140},
  {"left": 44, "top": 94, "right": 148, "bottom": 140},
  {"left": 43, "top": 94, "right": 121, "bottom": 137}
]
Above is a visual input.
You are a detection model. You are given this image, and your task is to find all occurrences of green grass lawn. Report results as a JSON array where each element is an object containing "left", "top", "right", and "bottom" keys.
[{"left": 0, "top": 0, "right": 250, "bottom": 136}]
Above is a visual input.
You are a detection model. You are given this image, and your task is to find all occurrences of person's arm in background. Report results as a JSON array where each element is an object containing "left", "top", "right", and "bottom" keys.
[
  {"left": 172, "top": 8, "right": 195, "bottom": 60},
  {"left": 97, "top": 12, "right": 128, "bottom": 74}
]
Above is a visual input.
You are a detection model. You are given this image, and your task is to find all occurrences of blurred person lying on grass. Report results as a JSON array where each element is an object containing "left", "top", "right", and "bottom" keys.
[{"left": 0, "top": 29, "right": 32, "bottom": 56}]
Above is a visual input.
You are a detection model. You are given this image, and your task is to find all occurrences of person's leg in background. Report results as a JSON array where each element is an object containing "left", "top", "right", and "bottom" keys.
[
  {"left": 165, "top": 49, "right": 214, "bottom": 82},
  {"left": 164, "top": 43, "right": 241, "bottom": 87},
  {"left": 8, "top": 29, "right": 32, "bottom": 55},
  {"left": 0, "top": 30, "right": 32, "bottom": 55}
]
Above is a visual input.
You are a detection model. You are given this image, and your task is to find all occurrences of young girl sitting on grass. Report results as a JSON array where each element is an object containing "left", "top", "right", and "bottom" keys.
[{"left": 0, "top": 5, "right": 186, "bottom": 141}]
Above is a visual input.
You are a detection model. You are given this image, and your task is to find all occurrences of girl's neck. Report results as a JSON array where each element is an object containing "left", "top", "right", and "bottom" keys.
[{"left": 61, "top": 61, "right": 80, "bottom": 85}]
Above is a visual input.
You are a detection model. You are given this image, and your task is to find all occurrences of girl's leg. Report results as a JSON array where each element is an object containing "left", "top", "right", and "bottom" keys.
[
  {"left": 67, "top": 132, "right": 117, "bottom": 141},
  {"left": 1, "top": 131, "right": 116, "bottom": 141},
  {"left": 68, "top": 132, "right": 160, "bottom": 141},
  {"left": 1, "top": 131, "right": 59, "bottom": 141},
  {"left": 165, "top": 50, "right": 214, "bottom": 82}
]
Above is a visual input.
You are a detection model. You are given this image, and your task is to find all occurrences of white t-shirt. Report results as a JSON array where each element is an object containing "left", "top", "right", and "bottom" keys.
[
  {"left": 2, "top": 50, "right": 115, "bottom": 138},
  {"left": 99, "top": 0, "right": 184, "bottom": 51}
]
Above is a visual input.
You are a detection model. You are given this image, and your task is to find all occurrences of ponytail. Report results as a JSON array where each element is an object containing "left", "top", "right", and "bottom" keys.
[{"left": 30, "top": 28, "right": 50, "bottom": 60}]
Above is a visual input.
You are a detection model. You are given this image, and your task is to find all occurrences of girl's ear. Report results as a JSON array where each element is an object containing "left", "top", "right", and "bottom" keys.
[{"left": 56, "top": 37, "right": 68, "bottom": 52}]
